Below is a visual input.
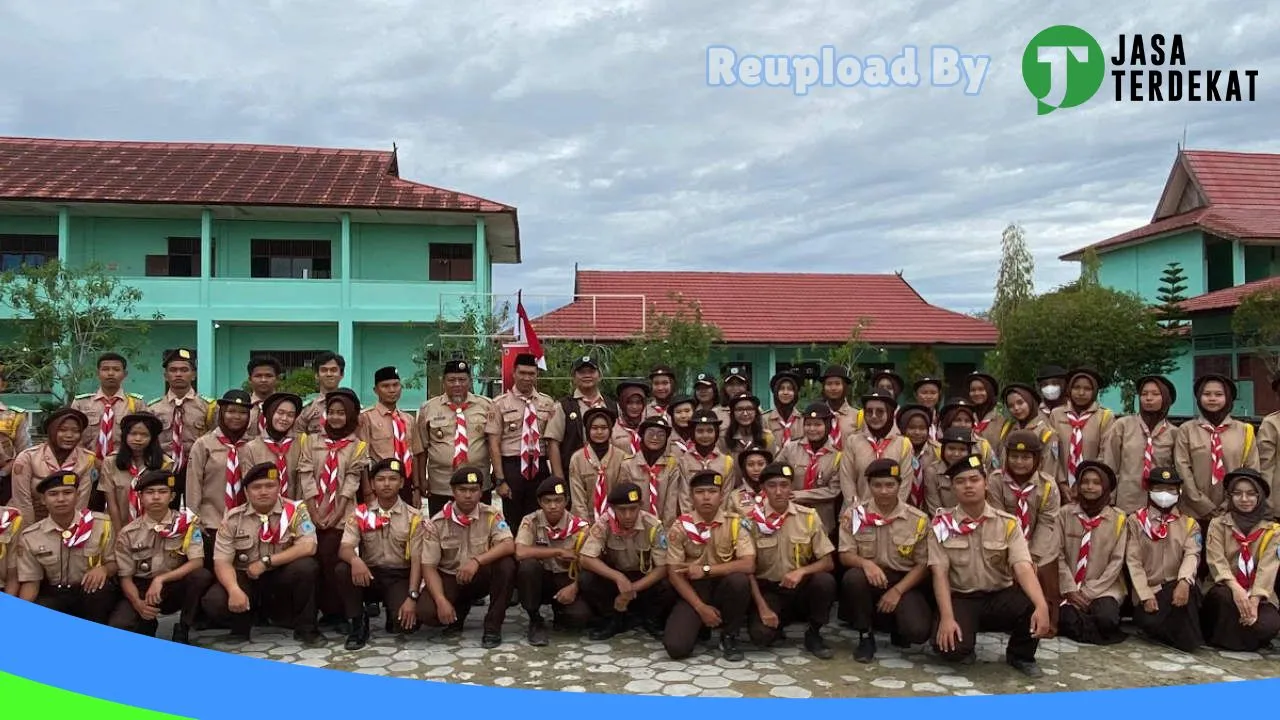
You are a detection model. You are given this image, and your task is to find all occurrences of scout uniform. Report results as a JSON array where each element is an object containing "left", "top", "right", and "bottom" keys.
[
  {"left": 413, "top": 361, "right": 494, "bottom": 516},
  {"left": 967, "top": 371, "right": 1004, "bottom": 452},
  {"left": 911, "top": 377, "right": 943, "bottom": 442},
  {"left": 662, "top": 470, "right": 755, "bottom": 661},
  {"left": 16, "top": 471, "right": 119, "bottom": 623},
  {"left": 11, "top": 407, "right": 96, "bottom": 524},
  {"left": 724, "top": 445, "right": 771, "bottom": 516},
  {"left": 924, "top": 428, "right": 976, "bottom": 516},
  {"left": 612, "top": 378, "right": 652, "bottom": 455},
  {"left": 577, "top": 482, "right": 673, "bottom": 639},
  {"left": 776, "top": 403, "right": 844, "bottom": 533},
  {"left": 676, "top": 410, "right": 734, "bottom": 488},
  {"left": 1257, "top": 377, "right": 1280, "bottom": 520},
  {"left": 937, "top": 399, "right": 998, "bottom": 472},
  {"left": 894, "top": 405, "right": 938, "bottom": 510},
  {"left": 998, "top": 383, "right": 1065, "bottom": 495},
  {"left": 107, "top": 470, "right": 213, "bottom": 642},
  {"left": 185, "top": 390, "right": 256, "bottom": 565},
  {"left": 841, "top": 390, "right": 914, "bottom": 506},
  {"left": 645, "top": 365, "right": 677, "bottom": 419},
  {"left": 720, "top": 394, "right": 773, "bottom": 456},
  {"left": 1201, "top": 469, "right": 1280, "bottom": 652},
  {"left": 619, "top": 416, "right": 684, "bottom": 524},
  {"left": 1124, "top": 466, "right": 1204, "bottom": 652},
  {"left": 1174, "top": 374, "right": 1260, "bottom": 521},
  {"left": 296, "top": 392, "right": 330, "bottom": 436},
  {"left": 746, "top": 463, "right": 837, "bottom": 658},
  {"left": 71, "top": 388, "right": 146, "bottom": 460},
  {"left": 239, "top": 392, "right": 307, "bottom": 500},
  {"left": 515, "top": 477, "right": 594, "bottom": 644},
  {"left": 485, "top": 353, "right": 557, "bottom": 530},
  {"left": 0, "top": 398, "right": 31, "bottom": 504},
  {"left": 569, "top": 407, "right": 628, "bottom": 523},
  {"left": 200, "top": 462, "right": 322, "bottom": 643},
  {"left": 1101, "top": 375, "right": 1178, "bottom": 513},
  {"left": 987, "top": 430, "right": 1062, "bottom": 626},
  {"left": 545, "top": 356, "right": 616, "bottom": 476},
  {"left": 0, "top": 504, "right": 22, "bottom": 593},
  {"left": 1055, "top": 461, "right": 1127, "bottom": 645},
  {"left": 762, "top": 371, "right": 803, "bottom": 448},
  {"left": 666, "top": 396, "right": 697, "bottom": 455},
  {"left": 101, "top": 441, "right": 175, "bottom": 533},
  {"left": 357, "top": 366, "right": 417, "bottom": 504},
  {"left": 818, "top": 365, "right": 860, "bottom": 447},
  {"left": 415, "top": 466, "right": 517, "bottom": 647},
  {"left": 1048, "top": 367, "right": 1115, "bottom": 491},
  {"left": 838, "top": 460, "right": 932, "bottom": 661},
  {"left": 145, "top": 348, "right": 216, "bottom": 474}
]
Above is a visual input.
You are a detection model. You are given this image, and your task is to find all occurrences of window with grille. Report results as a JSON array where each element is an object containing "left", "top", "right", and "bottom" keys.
[
  {"left": 250, "top": 350, "right": 327, "bottom": 374},
  {"left": 250, "top": 240, "right": 332, "bottom": 279},
  {"left": 146, "top": 237, "right": 216, "bottom": 277},
  {"left": 429, "top": 243, "right": 474, "bottom": 282},
  {"left": 0, "top": 234, "right": 57, "bottom": 271}
]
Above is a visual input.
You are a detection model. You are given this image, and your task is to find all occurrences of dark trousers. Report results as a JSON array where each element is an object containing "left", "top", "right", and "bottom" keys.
[
  {"left": 515, "top": 559, "right": 592, "bottom": 627},
  {"left": 201, "top": 557, "right": 319, "bottom": 634},
  {"left": 1059, "top": 596, "right": 1125, "bottom": 645},
  {"left": 1037, "top": 562, "right": 1061, "bottom": 631},
  {"left": 578, "top": 569, "right": 674, "bottom": 624},
  {"left": 500, "top": 456, "right": 549, "bottom": 531},
  {"left": 335, "top": 564, "right": 410, "bottom": 623},
  {"left": 36, "top": 581, "right": 120, "bottom": 625},
  {"left": 201, "top": 528, "right": 218, "bottom": 571},
  {"left": 1203, "top": 583, "right": 1280, "bottom": 652},
  {"left": 663, "top": 573, "right": 751, "bottom": 659},
  {"left": 841, "top": 567, "right": 932, "bottom": 644},
  {"left": 415, "top": 556, "right": 517, "bottom": 635},
  {"left": 1132, "top": 581, "right": 1204, "bottom": 652},
  {"left": 933, "top": 586, "right": 1038, "bottom": 663},
  {"left": 749, "top": 574, "right": 837, "bottom": 647},
  {"left": 108, "top": 570, "right": 215, "bottom": 634},
  {"left": 315, "top": 528, "right": 344, "bottom": 617}
]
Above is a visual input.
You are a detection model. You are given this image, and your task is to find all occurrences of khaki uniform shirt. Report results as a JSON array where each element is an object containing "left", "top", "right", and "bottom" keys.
[
  {"left": 0, "top": 506, "right": 23, "bottom": 588},
  {"left": 211, "top": 393, "right": 271, "bottom": 441},
  {"left": 414, "top": 394, "right": 493, "bottom": 497},
  {"left": 357, "top": 405, "right": 414, "bottom": 467},
  {"left": 516, "top": 509, "right": 590, "bottom": 574},
  {"left": 568, "top": 445, "right": 627, "bottom": 523},
  {"left": 17, "top": 511, "right": 113, "bottom": 587},
  {"left": 1123, "top": 508, "right": 1200, "bottom": 603},
  {"left": 839, "top": 432, "right": 913, "bottom": 507},
  {"left": 986, "top": 470, "right": 1061, "bottom": 566},
  {"left": 485, "top": 390, "right": 556, "bottom": 458},
  {"left": 1049, "top": 403, "right": 1115, "bottom": 484},
  {"left": 71, "top": 390, "right": 146, "bottom": 456},
  {"left": 1258, "top": 413, "right": 1280, "bottom": 519},
  {"left": 898, "top": 442, "right": 936, "bottom": 509},
  {"left": 115, "top": 510, "right": 204, "bottom": 579},
  {"left": 0, "top": 401, "right": 32, "bottom": 476},
  {"left": 664, "top": 509, "right": 755, "bottom": 568},
  {"left": 838, "top": 500, "right": 930, "bottom": 573},
  {"left": 750, "top": 502, "right": 834, "bottom": 582},
  {"left": 101, "top": 454, "right": 174, "bottom": 523},
  {"left": 212, "top": 499, "right": 318, "bottom": 567},
  {"left": 762, "top": 409, "right": 802, "bottom": 448},
  {"left": 295, "top": 434, "right": 368, "bottom": 529},
  {"left": 998, "top": 415, "right": 1065, "bottom": 490},
  {"left": 239, "top": 436, "right": 306, "bottom": 499},
  {"left": 11, "top": 445, "right": 96, "bottom": 523},
  {"left": 923, "top": 446, "right": 959, "bottom": 517},
  {"left": 644, "top": 400, "right": 671, "bottom": 420},
  {"left": 1206, "top": 515, "right": 1280, "bottom": 605},
  {"left": 294, "top": 394, "right": 328, "bottom": 436},
  {"left": 829, "top": 401, "right": 860, "bottom": 448},
  {"left": 580, "top": 511, "right": 667, "bottom": 573},
  {"left": 973, "top": 408, "right": 1005, "bottom": 452},
  {"left": 339, "top": 498, "right": 419, "bottom": 570},
  {"left": 775, "top": 439, "right": 844, "bottom": 532},
  {"left": 620, "top": 451, "right": 684, "bottom": 524},
  {"left": 1175, "top": 417, "right": 1261, "bottom": 519},
  {"left": 927, "top": 503, "right": 1032, "bottom": 594},
  {"left": 419, "top": 502, "right": 512, "bottom": 575},
  {"left": 146, "top": 390, "right": 215, "bottom": 467},
  {"left": 185, "top": 430, "right": 252, "bottom": 531},
  {"left": 543, "top": 390, "right": 610, "bottom": 445},
  {"left": 1101, "top": 415, "right": 1177, "bottom": 513},
  {"left": 1056, "top": 504, "right": 1127, "bottom": 602},
  {"left": 612, "top": 421, "right": 647, "bottom": 456}
]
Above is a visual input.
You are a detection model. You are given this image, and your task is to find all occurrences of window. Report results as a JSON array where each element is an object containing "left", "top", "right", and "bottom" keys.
[
  {"left": 429, "top": 243, "right": 474, "bottom": 282},
  {"left": 250, "top": 240, "right": 331, "bottom": 279},
  {"left": 145, "top": 237, "right": 216, "bottom": 277},
  {"left": 1193, "top": 354, "right": 1232, "bottom": 379},
  {"left": 943, "top": 362, "right": 978, "bottom": 397},
  {"left": 1204, "top": 235, "right": 1235, "bottom": 292},
  {"left": 0, "top": 234, "right": 57, "bottom": 271},
  {"left": 249, "top": 350, "right": 327, "bottom": 375}
]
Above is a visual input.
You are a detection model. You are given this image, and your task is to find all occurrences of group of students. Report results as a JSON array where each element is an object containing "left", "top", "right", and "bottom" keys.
[{"left": 1, "top": 351, "right": 1278, "bottom": 679}]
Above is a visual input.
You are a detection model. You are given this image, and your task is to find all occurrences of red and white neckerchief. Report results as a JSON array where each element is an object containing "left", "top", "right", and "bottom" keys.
[
  {"left": 126, "top": 462, "right": 145, "bottom": 521},
  {"left": 866, "top": 434, "right": 893, "bottom": 459},
  {"left": 679, "top": 514, "right": 720, "bottom": 545},
  {"left": 259, "top": 500, "right": 300, "bottom": 544},
  {"left": 1135, "top": 507, "right": 1177, "bottom": 541},
  {"left": 157, "top": 508, "right": 196, "bottom": 540},
  {"left": 354, "top": 503, "right": 391, "bottom": 532},
  {"left": 0, "top": 507, "right": 20, "bottom": 535},
  {"left": 751, "top": 503, "right": 789, "bottom": 536},
  {"left": 848, "top": 505, "right": 893, "bottom": 535},
  {"left": 802, "top": 443, "right": 832, "bottom": 490},
  {"left": 442, "top": 501, "right": 472, "bottom": 528},
  {"left": 639, "top": 459, "right": 663, "bottom": 516},
  {"left": 1232, "top": 526, "right": 1266, "bottom": 590},
  {"left": 672, "top": 435, "right": 690, "bottom": 454},
  {"left": 216, "top": 430, "right": 247, "bottom": 511},
  {"left": 546, "top": 513, "right": 589, "bottom": 541},
  {"left": 618, "top": 421, "right": 642, "bottom": 455},
  {"left": 908, "top": 448, "right": 928, "bottom": 508},
  {"left": 253, "top": 401, "right": 268, "bottom": 436},
  {"left": 448, "top": 402, "right": 470, "bottom": 469},
  {"left": 317, "top": 436, "right": 355, "bottom": 515},
  {"left": 170, "top": 401, "right": 186, "bottom": 469},
  {"left": 263, "top": 435, "right": 295, "bottom": 495},
  {"left": 1200, "top": 420, "right": 1228, "bottom": 485},
  {"left": 931, "top": 512, "right": 985, "bottom": 542},
  {"left": 62, "top": 509, "right": 96, "bottom": 548},
  {"left": 1140, "top": 422, "right": 1166, "bottom": 482},
  {"left": 777, "top": 412, "right": 798, "bottom": 445},
  {"left": 688, "top": 447, "right": 719, "bottom": 469},
  {"left": 973, "top": 415, "right": 992, "bottom": 437},
  {"left": 1065, "top": 410, "right": 1094, "bottom": 482},
  {"left": 829, "top": 415, "right": 843, "bottom": 449},
  {"left": 585, "top": 445, "right": 613, "bottom": 518},
  {"left": 520, "top": 396, "right": 541, "bottom": 480},
  {"left": 96, "top": 395, "right": 119, "bottom": 460},
  {"left": 1073, "top": 512, "right": 1106, "bottom": 588},
  {"left": 1006, "top": 481, "right": 1035, "bottom": 538},
  {"left": 390, "top": 410, "right": 413, "bottom": 478}
]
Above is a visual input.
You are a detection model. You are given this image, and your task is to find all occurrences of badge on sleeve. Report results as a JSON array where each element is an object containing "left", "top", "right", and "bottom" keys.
[
  {"left": 740, "top": 517, "right": 754, "bottom": 532},
  {"left": 191, "top": 527, "right": 203, "bottom": 544},
  {"left": 656, "top": 532, "right": 668, "bottom": 550},
  {"left": 300, "top": 518, "right": 316, "bottom": 534},
  {"left": 1192, "top": 532, "right": 1202, "bottom": 549},
  {"left": 496, "top": 519, "right": 510, "bottom": 532}
]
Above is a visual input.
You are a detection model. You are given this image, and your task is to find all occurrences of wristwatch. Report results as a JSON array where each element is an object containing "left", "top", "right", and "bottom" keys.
[
  {"left": 409, "top": 589, "right": 421, "bottom": 600},
  {"left": 701, "top": 564, "right": 711, "bottom": 574},
  {"left": 262, "top": 555, "right": 273, "bottom": 569}
]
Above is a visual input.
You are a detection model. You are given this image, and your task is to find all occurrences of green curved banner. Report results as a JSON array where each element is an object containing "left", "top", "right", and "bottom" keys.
[{"left": 1, "top": 671, "right": 191, "bottom": 718}]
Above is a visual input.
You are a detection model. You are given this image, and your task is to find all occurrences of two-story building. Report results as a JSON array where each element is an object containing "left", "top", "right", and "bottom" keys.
[
  {"left": 1060, "top": 148, "right": 1280, "bottom": 417},
  {"left": 0, "top": 136, "right": 519, "bottom": 409}
]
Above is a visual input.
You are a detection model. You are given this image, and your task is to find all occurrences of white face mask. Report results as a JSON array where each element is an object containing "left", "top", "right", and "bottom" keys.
[
  {"left": 1149, "top": 490, "right": 1179, "bottom": 509},
  {"left": 1040, "top": 384, "right": 1062, "bottom": 401}
]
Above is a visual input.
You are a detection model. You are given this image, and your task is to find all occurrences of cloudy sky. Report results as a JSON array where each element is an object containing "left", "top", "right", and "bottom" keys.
[{"left": 1, "top": 1, "right": 1276, "bottom": 316}]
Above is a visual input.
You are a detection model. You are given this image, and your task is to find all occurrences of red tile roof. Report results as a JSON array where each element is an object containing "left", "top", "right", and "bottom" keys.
[
  {"left": 532, "top": 270, "right": 997, "bottom": 345},
  {"left": 1179, "top": 275, "right": 1280, "bottom": 314}
]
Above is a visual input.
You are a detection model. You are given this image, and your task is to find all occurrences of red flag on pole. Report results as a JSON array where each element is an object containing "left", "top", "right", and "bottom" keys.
[{"left": 516, "top": 291, "right": 546, "bottom": 369}]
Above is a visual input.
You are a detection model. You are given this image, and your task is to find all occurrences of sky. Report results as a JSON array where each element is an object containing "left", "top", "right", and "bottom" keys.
[{"left": 0, "top": 0, "right": 1276, "bottom": 317}]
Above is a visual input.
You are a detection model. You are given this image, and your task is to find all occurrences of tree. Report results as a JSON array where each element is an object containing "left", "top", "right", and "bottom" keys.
[
  {"left": 1154, "top": 262, "right": 1190, "bottom": 331},
  {"left": 0, "top": 261, "right": 161, "bottom": 406},
  {"left": 241, "top": 368, "right": 318, "bottom": 398},
  {"left": 785, "top": 319, "right": 884, "bottom": 404},
  {"left": 904, "top": 345, "right": 943, "bottom": 388},
  {"left": 408, "top": 296, "right": 512, "bottom": 396},
  {"left": 1079, "top": 247, "right": 1102, "bottom": 287},
  {"left": 996, "top": 284, "right": 1177, "bottom": 413},
  {"left": 1232, "top": 288, "right": 1280, "bottom": 382},
  {"left": 989, "top": 223, "right": 1035, "bottom": 330}
]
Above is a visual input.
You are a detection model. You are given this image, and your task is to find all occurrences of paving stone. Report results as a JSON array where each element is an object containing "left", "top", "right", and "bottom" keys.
[
  {"left": 624, "top": 679, "right": 663, "bottom": 693},
  {"left": 663, "top": 684, "right": 701, "bottom": 696},
  {"left": 878, "top": 658, "right": 914, "bottom": 669},
  {"left": 760, "top": 673, "right": 795, "bottom": 685},
  {"left": 770, "top": 686, "right": 812, "bottom": 698},
  {"left": 387, "top": 661, "right": 418, "bottom": 673},
  {"left": 655, "top": 670, "right": 694, "bottom": 682},
  {"left": 1144, "top": 661, "right": 1184, "bottom": 671},
  {"left": 724, "top": 668, "right": 760, "bottom": 682},
  {"left": 562, "top": 686, "right": 587, "bottom": 693},
  {"left": 870, "top": 678, "right": 906, "bottom": 689},
  {"left": 494, "top": 677, "right": 515, "bottom": 687},
  {"left": 913, "top": 682, "right": 947, "bottom": 693},
  {"left": 693, "top": 675, "right": 732, "bottom": 689},
  {"left": 937, "top": 675, "right": 973, "bottom": 688},
  {"left": 700, "top": 688, "right": 745, "bottom": 698}
]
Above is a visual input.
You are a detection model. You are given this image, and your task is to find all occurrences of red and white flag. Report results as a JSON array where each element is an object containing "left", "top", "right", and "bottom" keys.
[{"left": 515, "top": 291, "right": 547, "bottom": 370}]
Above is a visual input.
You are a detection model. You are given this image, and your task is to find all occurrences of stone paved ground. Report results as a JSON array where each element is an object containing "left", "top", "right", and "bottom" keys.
[{"left": 165, "top": 608, "right": 1280, "bottom": 697}]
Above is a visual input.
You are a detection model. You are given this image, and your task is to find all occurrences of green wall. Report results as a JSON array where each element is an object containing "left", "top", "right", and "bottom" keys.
[
  {"left": 351, "top": 224, "right": 474, "bottom": 282},
  {"left": 1096, "top": 230, "right": 1205, "bottom": 301},
  {"left": 355, "top": 324, "right": 432, "bottom": 407},
  {"left": 214, "top": 323, "right": 338, "bottom": 395}
]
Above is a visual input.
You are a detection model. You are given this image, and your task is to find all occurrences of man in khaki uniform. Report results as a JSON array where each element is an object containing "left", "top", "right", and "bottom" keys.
[
  {"left": 71, "top": 352, "right": 145, "bottom": 462},
  {"left": 186, "top": 389, "right": 254, "bottom": 568},
  {"left": 486, "top": 353, "right": 556, "bottom": 531},
  {"left": 416, "top": 465, "right": 517, "bottom": 649},
  {"left": 16, "top": 470, "right": 119, "bottom": 624},
  {"left": 514, "top": 477, "right": 593, "bottom": 646},
  {"left": 0, "top": 363, "right": 32, "bottom": 504},
  {"left": 1, "top": 503, "right": 21, "bottom": 595},
  {"left": 839, "top": 459, "right": 932, "bottom": 663},
  {"left": 578, "top": 481, "right": 673, "bottom": 640},
  {"left": 11, "top": 407, "right": 96, "bottom": 524},
  {"left": 746, "top": 462, "right": 836, "bottom": 659},
  {"left": 663, "top": 469, "right": 755, "bottom": 661},
  {"left": 107, "top": 469, "right": 213, "bottom": 644},
  {"left": 414, "top": 359, "right": 493, "bottom": 516},
  {"left": 357, "top": 366, "right": 417, "bottom": 505},
  {"left": 1124, "top": 466, "right": 1203, "bottom": 652},
  {"left": 201, "top": 461, "right": 322, "bottom": 645},
  {"left": 296, "top": 352, "right": 346, "bottom": 436},
  {"left": 1056, "top": 461, "right": 1127, "bottom": 645},
  {"left": 146, "top": 348, "right": 216, "bottom": 496},
  {"left": 930, "top": 455, "right": 1053, "bottom": 678},
  {"left": 336, "top": 458, "right": 422, "bottom": 650},
  {"left": 546, "top": 355, "right": 615, "bottom": 479}
]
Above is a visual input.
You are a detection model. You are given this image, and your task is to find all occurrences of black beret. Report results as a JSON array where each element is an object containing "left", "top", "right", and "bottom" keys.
[
  {"left": 607, "top": 482, "right": 644, "bottom": 506},
  {"left": 536, "top": 476, "right": 570, "bottom": 498},
  {"left": 760, "top": 462, "right": 794, "bottom": 483},
  {"left": 688, "top": 470, "right": 725, "bottom": 489},
  {"left": 36, "top": 471, "right": 80, "bottom": 494},
  {"left": 370, "top": 458, "right": 408, "bottom": 478},
  {"left": 134, "top": 469, "right": 178, "bottom": 492},
  {"left": 162, "top": 347, "right": 196, "bottom": 367},
  {"left": 451, "top": 466, "right": 485, "bottom": 486},
  {"left": 865, "top": 459, "right": 901, "bottom": 481},
  {"left": 945, "top": 454, "right": 986, "bottom": 478},
  {"left": 241, "top": 462, "right": 280, "bottom": 487}
]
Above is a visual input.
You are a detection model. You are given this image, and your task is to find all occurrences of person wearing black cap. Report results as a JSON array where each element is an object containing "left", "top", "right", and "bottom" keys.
[
  {"left": 1175, "top": 374, "right": 1260, "bottom": 526},
  {"left": 415, "top": 358, "right": 494, "bottom": 517},
  {"left": 569, "top": 406, "right": 626, "bottom": 523},
  {"left": 646, "top": 365, "right": 677, "bottom": 419},
  {"left": 926, "top": 428, "right": 978, "bottom": 515},
  {"left": 720, "top": 365, "right": 750, "bottom": 419},
  {"left": 514, "top": 476, "right": 593, "bottom": 645},
  {"left": 1055, "top": 461, "right": 1127, "bottom": 645},
  {"left": 965, "top": 371, "right": 1003, "bottom": 452},
  {"left": 416, "top": 465, "right": 516, "bottom": 648},
  {"left": 777, "top": 402, "right": 845, "bottom": 533},
  {"left": 70, "top": 352, "right": 145, "bottom": 461},
  {"left": 146, "top": 347, "right": 216, "bottom": 478},
  {"left": 928, "top": 455, "right": 1052, "bottom": 677},
  {"left": 15, "top": 470, "right": 119, "bottom": 624},
  {"left": 211, "top": 355, "right": 284, "bottom": 440},
  {"left": 612, "top": 378, "right": 651, "bottom": 455},
  {"left": 186, "top": 389, "right": 254, "bottom": 569},
  {"left": 1124, "top": 466, "right": 1204, "bottom": 652},
  {"left": 842, "top": 389, "right": 913, "bottom": 505},
  {"left": 691, "top": 372, "right": 720, "bottom": 417},
  {"left": 296, "top": 351, "right": 347, "bottom": 436},
  {"left": 721, "top": 394, "right": 772, "bottom": 456},
  {"left": 201, "top": 462, "right": 322, "bottom": 645},
  {"left": 999, "top": 383, "right": 1064, "bottom": 498},
  {"left": 839, "top": 458, "right": 932, "bottom": 662},
  {"left": 107, "top": 469, "right": 213, "bottom": 644},
  {"left": 546, "top": 354, "right": 616, "bottom": 480},
  {"left": 726, "top": 445, "right": 772, "bottom": 516},
  {"left": 746, "top": 462, "right": 837, "bottom": 659},
  {"left": 1100, "top": 375, "right": 1178, "bottom": 513},
  {"left": 677, "top": 410, "right": 734, "bottom": 500},
  {"left": 486, "top": 352, "right": 556, "bottom": 532},
  {"left": 911, "top": 377, "right": 943, "bottom": 441},
  {"left": 895, "top": 405, "right": 935, "bottom": 511},
  {"left": 621, "top": 415, "right": 681, "bottom": 523},
  {"left": 937, "top": 398, "right": 996, "bottom": 472},
  {"left": 763, "top": 371, "right": 802, "bottom": 447},
  {"left": 1202, "top": 468, "right": 1280, "bottom": 651},
  {"left": 336, "top": 458, "right": 421, "bottom": 650},
  {"left": 663, "top": 469, "right": 755, "bottom": 661},
  {"left": 101, "top": 413, "right": 171, "bottom": 533},
  {"left": 666, "top": 396, "right": 697, "bottom": 454},
  {"left": 1048, "top": 367, "right": 1116, "bottom": 497},
  {"left": 578, "top": 481, "right": 674, "bottom": 640},
  {"left": 241, "top": 392, "right": 305, "bottom": 500},
  {"left": 11, "top": 407, "right": 96, "bottom": 524},
  {"left": 357, "top": 366, "right": 416, "bottom": 505},
  {"left": 1036, "top": 365, "right": 1069, "bottom": 416},
  {"left": 818, "top": 365, "right": 859, "bottom": 448},
  {"left": 870, "top": 369, "right": 905, "bottom": 402}
]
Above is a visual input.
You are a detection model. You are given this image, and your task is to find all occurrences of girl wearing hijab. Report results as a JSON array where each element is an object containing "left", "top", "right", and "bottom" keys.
[
  {"left": 938, "top": 399, "right": 996, "bottom": 472},
  {"left": 1049, "top": 368, "right": 1115, "bottom": 501},
  {"left": 10, "top": 407, "right": 95, "bottom": 523},
  {"left": 692, "top": 373, "right": 720, "bottom": 417},
  {"left": 666, "top": 396, "right": 696, "bottom": 455},
  {"left": 611, "top": 379, "right": 651, "bottom": 456},
  {"left": 1124, "top": 466, "right": 1204, "bottom": 652},
  {"left": 1036, "top": 365, "right": 1069, "bottom": 416},
  {"left": 102, "top": 413, "right": 171, "bottom": 531},
  {"left": 1202, "top": 469, "right": 1280, "bottom": 651},
  {"left": 726, "top": 445, "right": 771, "bottom": 515},
  {"left": 896, "top": 404, "right": 936, "bottom": 510},
  {"left": 1055, "top": 461, "right": 1127, "bottom": 645},
  {"left": 966, "top": 372, "right": 1004, "bottom": 451},
  {"left": 842, "top": 389, "right": 913, "bottom": 505},
  {"left": 620, "top": 415, "right": 681, "bottom": 523},
  {"left": 646, "top": 365, "right": 676, "bottom": 419},
  {"left": 675, "top": 410, "right": 733, "bottom": 492},
  {"left": 926, "top": 428, "right": 975, "bottom": 516},
  {"left": 1101, "top": 376, "right": 1177, "bottom": 514},
  {"left": 241, "top": 392, "right": 305, "bottom": 500},
  {"left": 777, "top": 402, "right": 844, "bottom": 533},
  {"left": 1000, "top": 384, "right": 1065, "bottom": 498},
  {"left": 818, "top": 365, "right": 859, "bottom": 448},
  {"left": 722, "top": 395, "right": 772, "bottom": 455},
  {"left": 1174, "top": 374, "right": 1260, "bottom": 526},
  {"left": 762, "top": 372, "right": 802, "bottom": 448},
  {"left": 911, "top": 377, "right": 943, "bottom": 442},
  {"left": 569, "top": 407, "right": 626, "bottom": 523}
]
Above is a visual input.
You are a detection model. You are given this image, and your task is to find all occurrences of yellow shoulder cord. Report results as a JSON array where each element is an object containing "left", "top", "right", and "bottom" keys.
[
  {"left": 1000, "top": 421, "right": 1013, "bottom": 442},
  {"left": 724, "top": 456, "right": 734, "bottom": 474},
  {"left": 0, "top": 516, "right": 21, "bottom": 560},
  {"left": 568, "top": 529, "right": 589, "bottom": 580},
  {"left": 406, "top": 515, "right": 423, "bottom": 561},
  {"left": 1259, "top": 525, "right": 1277, "bottom": 557},
  {"left": 90, "top": 517, "right": 113, "bottom": 569},
  {"left": 1005, "top": 518, "right": 1017, "bottom": 539},
  {"left": 205, "top": 402, "right": 217, "bottom": 427},
  {"left": 181, "top": 519, "right": 198, "bottom": 554},
  {"left": 640, "top": 525, "right": 657, "bottom": 573},
  {"left": 1244, "top": 423, "right": 1256, "bottom": 459},
  {"left": 834, "top": 451, "right": 844, "bottom": 469},
  {"left": 1115, "top": 513, "right": 1126, "bottom": 537},
  {"left": 1040, "top": 481, "right": 1053, "bottom": 510}
]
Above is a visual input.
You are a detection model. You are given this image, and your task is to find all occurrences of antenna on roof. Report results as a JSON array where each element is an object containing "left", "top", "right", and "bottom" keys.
[
  {"left": 1179, "top": 125, "right": 1187, "bottom": 151},
  {"left": 389, "top": 142, "right": 400, "bottom": 176},
  {"left": 573, "top": 262, "right": 580, "bottom": 297}
]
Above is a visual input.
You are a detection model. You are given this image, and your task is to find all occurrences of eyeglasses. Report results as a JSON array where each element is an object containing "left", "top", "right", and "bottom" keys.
[{"left": 1230, "top": 490, "right": 1259, "bottom": 499}]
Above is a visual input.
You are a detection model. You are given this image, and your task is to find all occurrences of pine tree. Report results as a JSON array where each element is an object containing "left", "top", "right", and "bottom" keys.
[
  {"left": 1155, "top": 262, "right": 1189, "bottom": 330},
  {"left": 989, "top": 223, "right": 1036, "bottom": 330}
]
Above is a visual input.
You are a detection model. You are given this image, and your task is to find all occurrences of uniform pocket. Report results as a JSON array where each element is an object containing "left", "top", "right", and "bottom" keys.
[
  {"left": 854, "top": 534, "right": 876, "bottom": 560},
  {"left": 439, "top": 540, "right": 461, "bottom": 567},
  {"left": 942, "top": 537, "right": 971, "bottom": 566},
  {"left": 982, "top": 539, "right": 1009, "bottom": 573}
]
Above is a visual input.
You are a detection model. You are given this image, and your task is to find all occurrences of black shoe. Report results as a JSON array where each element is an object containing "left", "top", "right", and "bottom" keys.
[
  {"left": 1007, "top": 655, "right": 1044, "bottom": 678},
  {"left": 527, "top": 619, "right": 549, "bottom": 646},
  {"left": 698, "top": 626, "right": 712, "bottom": 643},
  {"left": 344, "top": 616, "right": 370, "bottom": 651},
  {"left": 804, "top": 626, "right": 834, "bottom": 660},
  {"left": 171, "top": 625, "right": 192, "bottom": 645},
  {"left": 294, "top": 628, "right": 326, "bottom": 647},
  {"left": 481, "top": 632, "right": 502, "bottom": 649},
  {"left": 855, "top": 634, "right": 876, "bottom": 663},
  {"left": 589, "top": 618, "right": 623, "bottom": 641},
  {"left": 720, "top": 633, "right": 744, "bottom": 662},
  {"left": 364, "top": 602, "right": 381, "bottom": 618},
  {"left": 472, "top": 597, "right": 487, "bottom": 607},
  {"left": 441, "top": 620, "right": 464, "bottom": 638},
  {"left": 228, "top": 628, "right": 252, "bottom": 643}
]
